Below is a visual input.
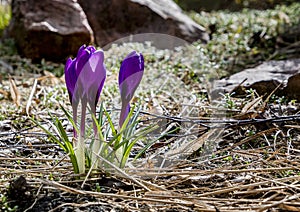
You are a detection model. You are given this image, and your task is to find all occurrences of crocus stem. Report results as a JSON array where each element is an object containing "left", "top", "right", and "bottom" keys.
[
  {"left": 76, "top": 134, "right": 85, "bottom": 174},
  {"left": 72, "top": 103, "right": 78, "bottom": 138},
  {"left": 90, "top": 105, "right": 100, "bottom": 169},
  {"left": 117, "top": 103, "right": 130, "bottom": 165},
  {"left": 90, "top": 105, "right": 98, "bottom": 136},
  {"left": 80, "top": 99, "right": 87, "bottom": 137},
  {"left": 75, "top": 99, "right": 87, "bottom": 174},
  {"left": 119, "top": 103, "right": 130, "bottom": 128}
]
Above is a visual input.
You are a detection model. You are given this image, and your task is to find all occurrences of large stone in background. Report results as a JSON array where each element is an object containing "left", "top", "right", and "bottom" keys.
[
  {"left": 4, "top": 0, "right": 208, "bottom": 61},
  {"left": 78, "top": 0, "right": 209, "bottom": 47},
  {"left": 4, "top": 0, "right": 93, "bottom": 62},
  {"left": 211, "top": 59, "right": 300, "bottom": 100}
]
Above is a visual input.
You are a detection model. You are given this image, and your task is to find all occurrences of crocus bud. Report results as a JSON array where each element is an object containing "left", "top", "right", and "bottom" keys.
[
  {"left": 119, "top": 51, "right": 144, "bottom": 127},
  {"left": 65, "top": 45, "right": 106, "bottom": 110}
]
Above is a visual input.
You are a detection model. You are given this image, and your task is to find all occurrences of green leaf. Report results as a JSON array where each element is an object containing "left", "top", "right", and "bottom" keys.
[
  {"left": 104, "top": 109, "right": 117, "bottom": 136},
  {"left": 122, "top": 124, "right": 159, "bottom": 166},
  {"left": 31, "top": 115, "right": 79, "bottom": 174},
  {"left": 120, "top": 104, "right": 136, "bottom": 133},
  {"left": 91, "top": 108, "right": 104, "bottom": 142},
  {"left": 60, "top": 104, "right": 79, "bottom": 134},
  {"left": 31, "top": 117, "right": 66, "bottom": 152}
]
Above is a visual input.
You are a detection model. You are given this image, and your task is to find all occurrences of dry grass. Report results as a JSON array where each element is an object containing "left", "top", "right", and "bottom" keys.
[{"left": 1, "top": 43, "right": 300, "bottom": 211}]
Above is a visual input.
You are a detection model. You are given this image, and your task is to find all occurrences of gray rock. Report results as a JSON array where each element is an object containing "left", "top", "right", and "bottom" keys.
[
  {"left": 4, "top": 0, "right": 93, "bottom": 62},
  {"left": 211, "top": 59, "right": 300, "bottom": 100},
  {"left": 78, "top": 0, "right": 209, "bottom": 47}
]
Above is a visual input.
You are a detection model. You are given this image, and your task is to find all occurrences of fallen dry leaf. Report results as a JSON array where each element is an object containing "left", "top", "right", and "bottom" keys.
[{"left": 37, "top": 70, "right": 62, "bottom": 85}]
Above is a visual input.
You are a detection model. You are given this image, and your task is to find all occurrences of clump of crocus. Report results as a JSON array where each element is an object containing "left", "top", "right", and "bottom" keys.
[
  {"left": 64, "top": 44, "right": 144, "bottom": 173},
  {"left": 119, "top": 51, "right": 144, "bottom": 127},
  {"left": 65, "top": 44, "right": 106, "bottom": 174}
]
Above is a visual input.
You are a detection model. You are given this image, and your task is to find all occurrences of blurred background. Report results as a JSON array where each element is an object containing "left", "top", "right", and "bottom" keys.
[
  {"left": 0, "top": 0, "right": 299, "bottom": 76},
  {"left": 174, "top": 0, "right": 297, "bottom": 11}
]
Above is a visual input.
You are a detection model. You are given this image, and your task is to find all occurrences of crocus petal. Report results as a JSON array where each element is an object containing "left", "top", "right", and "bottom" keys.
[
  {"left": 119, "top": 51, "right": 144, "bottom": 85},
  {"left": 118, "top": 51, "right": 144, "bottom": 126},
  {"left": 75, "top": 47, "right": 93, "bottom": 77},
  {"left": 76, "top": 45, "right": 86, "bottom": 57},
  {"left": 65, "top": 45, "right": 85, "bottom": 102},
  {"left": 77, "top": 50, "right": 106, "bottom": 108},
  {"left": 95, "top": 77, "right": 106, "bottom": 107},
  {"left": 86, "top": 45, "right": 96, "bottom": 54},
  {"left": 65, "top": 57, "right": 73, "bottom": 71},
  {"left": 65, "top": 57, "right": 77, "bottom": 104},
  {"left": 88, "top": 50, "right": 106, "bottom": 107}
]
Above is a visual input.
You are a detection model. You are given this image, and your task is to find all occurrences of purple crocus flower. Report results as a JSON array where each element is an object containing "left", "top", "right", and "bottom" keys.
[
  {"left": 118, "top": 51, "right": 144, "bottom": 127},
  {"left": 65, "top": 45, "right": 106, "bottom": 137}
]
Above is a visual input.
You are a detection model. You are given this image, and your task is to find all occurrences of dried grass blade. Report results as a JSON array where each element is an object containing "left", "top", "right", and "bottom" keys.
[
  {"left": 9, "top": 75, "right": 21, "bottom": 107},
  {"left": 241, "top": 96, "right": 262, "bottom": 114},
  {"left": 26, "top": 78, "right": 38, "bottom": 115},
  {"left": 215, "top": 127, "right": 278, "bottom": 154},
  {"left": 166, "top": 128, "right": 221, "bottom": 159},
  {"left": 258, "top": 193, "right": 300, "bottom": 212}
]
